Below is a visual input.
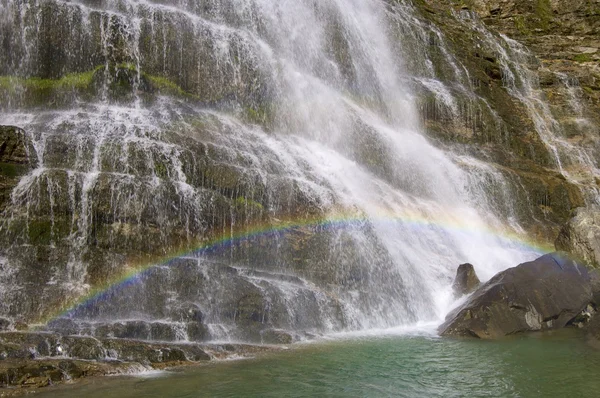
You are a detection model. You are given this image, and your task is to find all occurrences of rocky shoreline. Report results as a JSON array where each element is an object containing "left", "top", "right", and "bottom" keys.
[{"left": 0, "top": 332, "right": 283, "bottom": 395}]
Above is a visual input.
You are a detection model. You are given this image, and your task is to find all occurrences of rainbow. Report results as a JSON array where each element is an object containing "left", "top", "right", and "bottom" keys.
[{"left": 40, "top": 208, "right": 554, "bottom": 325}]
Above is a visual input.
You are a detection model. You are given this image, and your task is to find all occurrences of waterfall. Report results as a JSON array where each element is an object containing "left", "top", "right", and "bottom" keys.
[
  {"left": 452, "top": 10, "right": 600, "bottom": 203},
  {"left": 0, "top": 0, "right": 552, "bottom": 342}
]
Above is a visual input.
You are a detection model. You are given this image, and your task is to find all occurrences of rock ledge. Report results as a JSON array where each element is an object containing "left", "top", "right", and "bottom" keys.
[{"left": 440, "top": 252, "right": 593, "bottom": 339}]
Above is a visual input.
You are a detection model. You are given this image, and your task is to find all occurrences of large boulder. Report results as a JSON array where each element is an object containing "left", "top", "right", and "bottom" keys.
[
  {"left": 439, "top": 252, "right": 593, "bottom": 339},
  {"left": 555, "top": 206, "right": 600, "bottom": 268},
  {"left": 452, "top": 263, "right": 481, "bottom": 297}
]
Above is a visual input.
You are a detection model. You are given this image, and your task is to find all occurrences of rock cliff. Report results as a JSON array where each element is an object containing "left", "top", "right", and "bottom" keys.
[{"left": 0, "top": 0, "right": 597, "bottom": 342}]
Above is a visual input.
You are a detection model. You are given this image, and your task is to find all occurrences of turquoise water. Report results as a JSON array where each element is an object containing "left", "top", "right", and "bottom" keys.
[{"left": 39, "top": 330, "right": 600, "bottom": 397}]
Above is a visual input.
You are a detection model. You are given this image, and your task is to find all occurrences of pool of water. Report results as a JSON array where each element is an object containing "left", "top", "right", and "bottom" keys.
[{"left": 38, "top": 329, "right": 600, "bottom": 397}]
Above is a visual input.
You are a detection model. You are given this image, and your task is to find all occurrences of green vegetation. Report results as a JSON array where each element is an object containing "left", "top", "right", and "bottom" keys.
[
  {"left": 115, "top": 63, "right": 137, "bottom": 72},
  {"left": 535, "top": 0, "right": 553, "bottom": 30},
  {"left": 454, "top": 0, "right": 474, "bottom": 10},
  {"left": 573, "top": 53, "right": 593, "bottom": 63},
  {"left": 0, "top": 63, "right": 271, "bottom": 123},
  {"left": 154, "top": 160, "right": 169, "bottom": 179},
  {"left": 245, "top": 104, "right": 275, "bottom": 127},
  {"left": 22, "top": 218, "right": 70, "bottom": 246},
  {"left": 0, "top": 162, "right": 28, "bottom": 178},
  {"left": 147, "top": 75, "right": 186, "bottom": 97},
  {"left": 0, "top": 66, "right": 102, "bottom": 93},
  {"left": 0, "top": 63, "right": 196, "bottom": 107},
  {"left": 0, "top": 67, "right": 103, "bottom": 107},
  {"left": 59, "top": 68, "right": 101, "bottom": 89},
  {"left": 514, "top": 16, "right": 531, "bottom": 35},
  {"left": 234, "top": 196, "right": 264, "bottom": 212}
]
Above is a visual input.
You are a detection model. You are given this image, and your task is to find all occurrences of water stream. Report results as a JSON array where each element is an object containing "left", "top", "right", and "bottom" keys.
[{"left": 0, "top": 0, "right": 584, "bottom": 342}]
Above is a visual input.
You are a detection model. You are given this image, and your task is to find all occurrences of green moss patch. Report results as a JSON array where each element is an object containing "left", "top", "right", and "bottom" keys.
[
  {"left": 146, "top": 75, "right": 187, "bottom": 97},
  {"left": 572, "top": 53, "right": 594, "bottom": 63},
  {"left": 245, "top": 103, "right": 275, "bottom": 127},
  {"left": 235, "top": 196, "right": 264, "bottom": 212},
  {"left": 535, "top": 0, "right": 553, "bottom": 30},
  {"left": 0, "top": 67, "right": 103, "bottom": 107},
  {"left": 0, "top": 64, "right": 198, "bottom": 108},
  {"left": 0, "top": 67, "right": 101, "bottom": 92},
  {"left": 514, "top": 15, "right": 531, "bottom": 35},
  {"left": 0, "top": 162, "right": 28, "bottom": 178}
]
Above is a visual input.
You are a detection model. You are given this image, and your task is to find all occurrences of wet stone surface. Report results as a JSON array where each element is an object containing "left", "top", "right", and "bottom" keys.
[{"left": 0, "top": 331, "right": 283, "bottom": 392}]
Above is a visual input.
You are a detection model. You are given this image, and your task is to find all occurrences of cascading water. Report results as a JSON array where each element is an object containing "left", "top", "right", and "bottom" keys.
[
  {"left": 0, "top": 0, "right": 551, "bottom": 343},
  {"left": 453, "top": 10, "right": 600, "bottom": 203}
]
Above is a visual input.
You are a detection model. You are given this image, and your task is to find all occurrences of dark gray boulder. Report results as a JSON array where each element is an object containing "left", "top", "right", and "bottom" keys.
[
  {"left": 555, "top": 206, "right": 600, "bottom": 268},
  {"left": 452, "top": 263, "right": 481, "bottom": 297},
  {"left": 149, "top": 322, "right": 178, "bottom": 341},
  {"left": 0, "top": 318, "right": 11, "bottom": 331},
  {"left": 260, "top": 329, "right": 293, "bottom": 345},
  {"left": 186, "top": 322, "right": 210, "bottom": 342},
  {"left": 439, "top": 252, "right": 593, "bottom": 339},
  {"left": 60, "top": 336, "right": 107, "bottom": 360}
]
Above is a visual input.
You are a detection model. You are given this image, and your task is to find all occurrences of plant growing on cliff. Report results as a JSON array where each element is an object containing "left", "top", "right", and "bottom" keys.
[{"left": 535, "top": 0, "right": 553, "bottom": 30}]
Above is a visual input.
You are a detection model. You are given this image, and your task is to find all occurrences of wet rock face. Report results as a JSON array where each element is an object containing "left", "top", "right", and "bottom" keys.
[
  {"left": 555, "top": 206, "right": 600, "bottom": 268},
  {"left": 407, "top": 0, "right": 597, "bottom": 244},
  {"left": 0, "top": 0, "right": 597, "bottom": 345},
  {"left": 452, "top": 263, "right": 481, "bottom": 297},
  {"left": 0, "top": 126, "right": 37, "bottom": 211},
  {"left": 260, "top": 329, "right": 294, "bottom": 345},
  {"left": 0, "top": 318, "right": 11, "bottom": 331},
  {"left": 467, "top": 0, "right": 600, "bottom": 142},
  {"left": 0, "top": 331, "right": 213, "bottom": 366},
  {"left": 0, "top": 358, "right": 136, "bottom": 389},
  {"left": 0, "top": 331, "right": 281, "bottom": 389},
  {"left": 440, "top": 253, "right": 593, "bottom": 339}
]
